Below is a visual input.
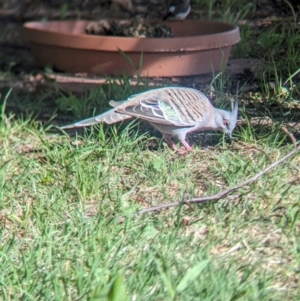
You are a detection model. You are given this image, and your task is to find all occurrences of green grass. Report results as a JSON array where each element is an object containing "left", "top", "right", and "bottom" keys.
[
  {"left": 1, "top": 0, "right": 300, "bottom": 300},
  {"left": 1, "top": 84, "right": 300, "bottom": 300}
]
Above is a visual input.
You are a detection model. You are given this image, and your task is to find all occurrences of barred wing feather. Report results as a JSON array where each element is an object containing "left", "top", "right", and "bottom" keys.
[{"left": 115, "top": 87, "right": 212, "bottom": 126}]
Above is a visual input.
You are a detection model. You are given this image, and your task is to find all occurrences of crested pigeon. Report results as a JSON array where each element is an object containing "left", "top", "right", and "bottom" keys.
[
  {"left": 61, "top": 87, "right": 238, "bottom": 153},
  {"left": 163, "top": 0, "right": 191, "bottom": 20}
]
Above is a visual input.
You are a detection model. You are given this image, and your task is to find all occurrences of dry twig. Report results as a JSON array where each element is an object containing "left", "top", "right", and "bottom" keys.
[
  {"left": 138, "top": 144, "right": 300, "bottom": 214},
  {"left": 281, "top": 126, "right": 297, "bottom": 147}
]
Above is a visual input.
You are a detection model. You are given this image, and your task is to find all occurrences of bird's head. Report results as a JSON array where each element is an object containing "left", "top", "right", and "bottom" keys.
[
  {"left": 218, "top": 83, "right": 239, "bottom": 137},
  {"left": 163, "top": 0, "right": 191, "bottom": 20},
  {"left": 215, "top": 96, "right": 238, "bottom": 138}
]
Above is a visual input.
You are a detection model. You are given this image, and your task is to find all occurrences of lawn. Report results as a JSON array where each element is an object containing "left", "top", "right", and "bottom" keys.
[{"left": 1, "top": 0, "right": 300, "bottom": 300}]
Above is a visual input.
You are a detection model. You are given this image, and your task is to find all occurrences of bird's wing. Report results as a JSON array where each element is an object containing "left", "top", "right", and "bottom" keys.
[{"left": 115, "top": 87, "right": 212, "bottom": 126}]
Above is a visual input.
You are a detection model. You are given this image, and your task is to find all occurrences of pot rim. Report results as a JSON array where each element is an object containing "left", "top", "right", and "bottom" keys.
[{"left": 23, "top": 20, "right": 241, "bottom": 53}]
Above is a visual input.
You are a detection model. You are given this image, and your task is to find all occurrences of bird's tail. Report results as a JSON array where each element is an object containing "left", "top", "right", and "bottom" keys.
[{"left": 60, "top": 108, "right": 132, "bottom": 130}]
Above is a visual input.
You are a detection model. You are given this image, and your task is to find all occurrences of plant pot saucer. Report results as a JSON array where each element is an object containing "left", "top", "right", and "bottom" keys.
[{"left": 23, "top": 19, "right": 240, "bottom": 77}]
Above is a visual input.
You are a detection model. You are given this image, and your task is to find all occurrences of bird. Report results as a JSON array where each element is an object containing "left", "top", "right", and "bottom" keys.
[
  {"left": 163, "top": 0, "right": 191, "bottom": 21},
  {"left": 60, "top": 87, "right": 238, "bottom": 154}
]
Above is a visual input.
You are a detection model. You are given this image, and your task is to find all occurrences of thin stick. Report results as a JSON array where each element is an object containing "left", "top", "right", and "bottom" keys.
[
  {"left": 138, "top": 144, "right": 300, "bottom": 215},
  {"left": 281, "top": 126, "right": 297, "bottom": 147}
]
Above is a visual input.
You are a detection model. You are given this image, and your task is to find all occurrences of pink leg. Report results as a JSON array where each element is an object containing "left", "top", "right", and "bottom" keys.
[
  {"left": 181, "top": 140, "right": 193, "bottom": 152},
  {"left": 164, "top": 136, "right": 192, "bottom": 155},
  {"left": 164, "top": 136, "right": 177, "bottom": 150}
]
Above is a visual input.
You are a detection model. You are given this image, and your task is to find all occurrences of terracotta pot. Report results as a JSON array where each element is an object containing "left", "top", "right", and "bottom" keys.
[{"left": 23, "top": 20, "right": 240, "bottom": 77}]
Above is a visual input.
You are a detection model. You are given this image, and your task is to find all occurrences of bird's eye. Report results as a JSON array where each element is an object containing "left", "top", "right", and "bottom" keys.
[{"left": 223, "top": 119, "right": 230, "bottom": 128}]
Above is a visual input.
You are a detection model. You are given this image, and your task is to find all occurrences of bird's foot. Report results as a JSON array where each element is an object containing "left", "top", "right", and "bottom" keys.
[
  {"left": 164, "top": 137, "right": 192, "bottom": 155},
  {"left": 182, "top": 140, "right": 193, "bottom": 152},
  {"left": 175, "top": 147, "right": 189, "bottom": 155}
]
